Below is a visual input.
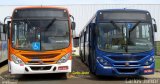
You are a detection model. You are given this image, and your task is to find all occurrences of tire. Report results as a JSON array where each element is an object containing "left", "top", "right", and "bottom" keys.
[
  {"left": 80, "top": 51, "right": 84, "bottom": 62},
  {"left": 60, "top": 73, "right": 68, "bottom": 79},
  {"left": 8, "top": 61, "right": 11, "bottom": 73}
]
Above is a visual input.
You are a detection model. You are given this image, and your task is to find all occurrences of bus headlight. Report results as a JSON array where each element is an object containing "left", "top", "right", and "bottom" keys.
[
  {"left": 11, "top": 54, "right": 24, "bottom": 64},
  {"left": 97, "top": 57, "right": 110, "bottom": 66},
  {"left": 57, "top": 53, "right": 70, "bottom": 63},
  {"left": 144, "top": 56, "right": 154, "bottom": 66}
]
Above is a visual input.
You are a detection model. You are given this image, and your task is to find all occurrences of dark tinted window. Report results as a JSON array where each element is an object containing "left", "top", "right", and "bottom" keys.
[
  {"left": 98, "top": 12, "right": 151, "bottom": 21},
  {"left": 13, "top": 8, "right": 68, "bottom": 19}
]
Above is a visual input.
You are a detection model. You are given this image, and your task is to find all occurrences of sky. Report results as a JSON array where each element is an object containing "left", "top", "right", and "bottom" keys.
[{"left": 0, "top": 0, "right": 160, "bottom": 5}]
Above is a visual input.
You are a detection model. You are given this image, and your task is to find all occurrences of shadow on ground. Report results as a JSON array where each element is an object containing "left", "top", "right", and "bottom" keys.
[
  {"left": 0, "top": 56, "right": 152, "bottom": 83},
  {"left": 0, "top": 60, "right": 7, "bottom": 68},
  {"left": 72, "top": 56, "right": 148, "bottom": 81}
]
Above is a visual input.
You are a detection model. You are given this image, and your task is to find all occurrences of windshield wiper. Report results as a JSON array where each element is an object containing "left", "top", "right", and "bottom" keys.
[
  {"left": 129, "top": 21, "right": 141, "bottom": 38},
  {"left": 124, "top": 21, "right": 141, "bottom": 53},
  {"left": 110, "top": 20, "right": 129, "bottom": 53},
  {"left": 129, "top": 21, "right": 141, "bottom": 32},
  {"left": 45, "top": 18, "right": 57, "bottom": 31},
  {"left": 110, "top": 20, "right": 121, "bottom": 31},
  {"left": 23, "top": 18, "right": 42, "bottom": 50}
]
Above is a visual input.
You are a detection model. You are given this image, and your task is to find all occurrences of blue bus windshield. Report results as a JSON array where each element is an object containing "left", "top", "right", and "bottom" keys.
[{"left": 97, "top": 22, "right": 153, "bottom": 53}]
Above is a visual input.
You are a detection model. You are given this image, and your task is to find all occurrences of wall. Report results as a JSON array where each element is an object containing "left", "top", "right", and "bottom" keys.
[{"left": 0, "top": 4, "right": 160, "bottom": 41}]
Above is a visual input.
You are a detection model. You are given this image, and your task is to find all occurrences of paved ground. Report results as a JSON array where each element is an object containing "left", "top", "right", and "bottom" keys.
[{"left": 0, "top": 56, "right": 160, "bottom": 84}]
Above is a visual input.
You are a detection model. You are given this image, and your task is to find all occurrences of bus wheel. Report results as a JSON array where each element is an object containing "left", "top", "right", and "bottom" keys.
[
  {"left": 8, "top": 61, "right": 11, "bottom": 73},
  {"left": 92, "top": 50, "right": 96, "bottom": 73},
  {"left": 80, "top": 51, "right": 84, "bottom": 62},
  {"left": 60, "top": 73, "right": 68, "bottom": 79}
]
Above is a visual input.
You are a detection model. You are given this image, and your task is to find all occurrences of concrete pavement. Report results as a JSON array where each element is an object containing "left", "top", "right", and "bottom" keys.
[{"left": 0, "top": 57, "right": 160, "bottom": 84}]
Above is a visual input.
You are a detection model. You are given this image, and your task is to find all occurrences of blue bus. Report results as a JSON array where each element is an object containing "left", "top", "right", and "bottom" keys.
[{"left": 79, "top": 9, "right": 157, "bottom": 76}]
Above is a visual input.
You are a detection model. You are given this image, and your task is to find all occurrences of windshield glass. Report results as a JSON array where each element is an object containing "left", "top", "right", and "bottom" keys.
[
  {"left": 12, "top": 19, "right": 70, "bottom": 51},
  {"left": 97, "top": 22, "right": 153, "bottom": 53}
]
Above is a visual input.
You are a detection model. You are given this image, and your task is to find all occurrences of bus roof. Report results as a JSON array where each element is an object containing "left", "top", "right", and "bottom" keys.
[
  {"left": 14, "top": 6, "right": 68, "bottom": 11},
  {"left": 97, "top": 9, "right": 150, "bottom": 14},
  {"left": 12, "top": 6, "right": 70, "bottom": 19},
  {"left": 79, "top": 9, "right": 151, "bottom": 36},
  {"left": 96, "top": 9, "right": 151, "bottom": 22}
]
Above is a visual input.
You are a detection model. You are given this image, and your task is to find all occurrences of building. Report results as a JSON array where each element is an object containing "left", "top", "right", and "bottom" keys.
[{"left": 0, "top": 3, "right": 160, "bottom": 55}]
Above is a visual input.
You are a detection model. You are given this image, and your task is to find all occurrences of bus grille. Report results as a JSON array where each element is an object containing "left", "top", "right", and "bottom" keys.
[
  {"left": 22, "top": 53, "right": 60, "bottom": 64},
  {"left": 113, "top": 62, "right": 140, "bottom": 67},
  {"left": 30, "top": 66, "right": 52, "bottom": 71},
  {"left": 108, "top": 56, "right": 144, "bottom": 61},
  {"left": 22, "top": 53, "right": 60, "bottom": 59},
  {"left": 27, "top": 60, "right": 56, "bottom": 65},
  {"left": 116, "top": 68, "right": 138, "bottom": 73}
]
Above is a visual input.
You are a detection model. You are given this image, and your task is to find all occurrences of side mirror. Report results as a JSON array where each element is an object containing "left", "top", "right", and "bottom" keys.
[
  {"left": 153, "top": 24, "right": 157, "bottom": 32},
  {"left": 70, "top": 15, "right": 76, "bottom": 30},
  {"left": 152, "top": 18, "right": 157, "bottom": 32},
  {"left": 71, "top": 22, "right": 76, "bottom": 30}
]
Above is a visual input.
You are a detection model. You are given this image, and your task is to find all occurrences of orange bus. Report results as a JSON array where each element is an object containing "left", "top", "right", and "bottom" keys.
[{"left": 4, "top": 6, "right": 75, "bottom": 74}]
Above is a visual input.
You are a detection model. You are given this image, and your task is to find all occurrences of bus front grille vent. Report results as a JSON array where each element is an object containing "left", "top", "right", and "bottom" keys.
[
  {"left": 108, "top": 56, "right": 144, "bottom": 61},
  {"left": 22, "top": 53, "right": 60, "bottom": 59},
  {"left": 30, "top": 66, "right": 52, "bottom": 71},
  {"left": 27, "top": 60, "right": 56, "bottom": 65},
  {"left": 116, "top": 68, "right": 138, "bottom": 73}
]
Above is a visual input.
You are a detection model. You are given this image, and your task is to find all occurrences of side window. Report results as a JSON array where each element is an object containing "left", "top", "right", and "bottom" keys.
[
  {"left": 0, "top": 24, "right": 2, "bottom": 41},
  {"left": 0, "top": 24, "right": 6, "bottom": 41},
  {"left": 84, "top": 31, "right": 87, "bottom": 42},
  {"left": 0, "top": 25, "right": 1, "bottom": 40},
  {"left": 142, "top": 25, "right": 150, "bottom": 38},
  {"left": 86, "top": 26, "right": 89, "bottom": 42},
  {"left": 82, "top": 33, "right": 84, "bottom": 43},
  {"left": 89, "top": 26, "right": 92, "bottom": 42},
  {"left": 81, "top": 32, "right": 84, "bottom": 43},
  {"left": 135, "top": 24, "right": 151, "bottom": 39}
]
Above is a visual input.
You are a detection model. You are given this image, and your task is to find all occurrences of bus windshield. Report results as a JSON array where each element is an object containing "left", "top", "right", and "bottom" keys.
[
  {"left": 12, "top": 19, "right": 70, "bottom": 51},
  {"left": 97, "top": 22, "right": 153, "bottom": 53}
]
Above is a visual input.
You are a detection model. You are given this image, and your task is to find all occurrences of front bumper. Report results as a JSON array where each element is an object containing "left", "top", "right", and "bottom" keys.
[
  {"left": 9, "top": 60, "right": 72, "bottom": 74},
  {"left": 95, "top": 62, "right": 155, "bottom": 76}
]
